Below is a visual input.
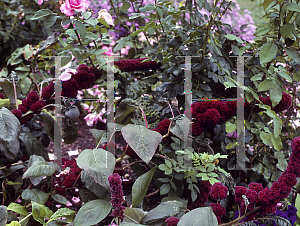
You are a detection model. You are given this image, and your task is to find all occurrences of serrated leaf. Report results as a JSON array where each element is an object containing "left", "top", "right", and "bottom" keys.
[
  {"left": 123, "top": 208, "right": 146, "bottom": 224},
  {"left": 73, "top": 200, "right": 112, "bottom": 226},
  {"left": 170, "top": 115, "right": 190, "bottom": 143},
  {"left": 30, "top": 9, "right": 52, "bottom": 20},
  {"left": 270, "top": 87, "right": 282, "bottom": 107},
  {"left": 74, "top": 20, "right": 86, "bottom": 39},
  {"left": 132, "top": 167, "right": 156, "bottom": 207},
  {"left": 76, "top": 148, "right": 115, "bottom": 190},
  {"left": 44, "top": 14, "right": 57, "bottom": 29}
]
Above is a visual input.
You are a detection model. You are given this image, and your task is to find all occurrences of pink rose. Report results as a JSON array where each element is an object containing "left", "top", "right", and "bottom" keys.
[
  {"left": 38, "top": 0, "right": 43, "bottom": 5},
  {"left": 60, "top": 0, "right": 89, "bottom": 16}
]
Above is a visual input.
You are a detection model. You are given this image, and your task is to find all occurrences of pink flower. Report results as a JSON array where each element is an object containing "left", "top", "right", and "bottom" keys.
[
  {"left": 98, "top": 9, "right": 114, "bottom": 26},
  {"left": 38, "top": 0, "right": 43, "bottom": 5},
  {"left": 60, "top": 0, "right": 89, "bottom": 16},
  {"left": 102, "top": 46, "right": 113, "bottom": 56},
  {"left": 84, "top": 110, "right": 106, "bottom": 126},
  {"left": 59, "top": 68, "right": 76, "bottom": 81}
]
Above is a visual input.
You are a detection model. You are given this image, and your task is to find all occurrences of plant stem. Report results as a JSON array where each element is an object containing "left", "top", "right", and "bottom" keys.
[
  {"left": 139, "top": 105, "right": 148, "bottom": 129},
  {"left": 0, "top": 161, "right": 24, "bottom": 170},
  {"left": 220, "top": 206, "right": 260, "bottom": 226},
  {"left": 72, "top": 23, "right": 96, "bottom": 69},
  {"left": 19, "top": 213, "right": 32, "bottom": 223},
  {"left": 31, "top": 67, "right": 40, "bottom": 93},
  {"left": 12, "top": 77, "right": 18, "bottom": 109}
]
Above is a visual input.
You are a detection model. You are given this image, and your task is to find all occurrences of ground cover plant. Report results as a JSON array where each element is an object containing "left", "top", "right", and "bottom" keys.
[{"left": 1, "top": 0, "right": 300, "bottom": 225}]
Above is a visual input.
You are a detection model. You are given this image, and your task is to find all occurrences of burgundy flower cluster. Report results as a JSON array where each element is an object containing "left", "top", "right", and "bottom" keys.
[
  {"left": 233, "top": 136, "right": 300, "bottom": 220},
  {"left": 165, "top": 216, "right": 180, "bottom": 226},
  {"left": 108, "top": 173, "right": 126, "bottom": 222},
  {"left": 114, "top": 58, "right": 161, "bottom": 72},
  {"left": 14, "top": 91, "right": 46, "bottom": 124},
  {"left": 187, "top": 180, "right": 212, "bottom": 209},
  {"left": 210, "top": 182, "right": 228, "bottom": 200},
  {"left": 245, "top": 92, "right": 292, "bottom": 113},
  {"left": 191, "top": 100, "right": 237, "bottom": 137},
  {"left": 210, "top": 203, "right": 226, "bottom": 224},
  {"left": 41, "top": 81, "right": 54, "bottom": 100},
  {"left": 54, "top": 158, "right": 82, "bottom": 196}
]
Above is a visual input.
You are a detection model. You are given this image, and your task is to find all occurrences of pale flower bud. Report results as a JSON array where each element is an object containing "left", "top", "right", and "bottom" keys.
[{"left": 98, "top": 9, "right": 114, "bottom": 26}]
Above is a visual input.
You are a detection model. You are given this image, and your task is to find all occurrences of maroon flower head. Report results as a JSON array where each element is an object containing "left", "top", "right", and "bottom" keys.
[
  {"left": 0, "top": 93, "right": 5, "bottom": 99},
  {"left": 62, "top": 78, "right": 78, "bottom": 98},
  {"left": 199, "top": 108, "right": 221, "bottom": 128},
  {"left": 27, "top": 91, "right": 40, "bottom": 105},
  {"left": 18, "top": 104, "right": 29, "bottom": 114},
  {"left": 188, "top": 180, "right": 212, "bottom": 209},
  {"left": 192, "top": 121, "right": 203, "bottom": 137},
  {"left": 114, "top": 58, "right": 161, "bottom": 72},
  {"left": 89, "top": 66, "right": 101, "bottom": 80},
  {"left": 77, "top": 64, "right": 90, "bottom": 72},
  {"left": 245, "top": 189, "right": 258, "bottom": 204},
  {"left": 257, "top": 187, "right": 271, "bottom": 204},
  {"left": 248, "top": 182, "right": 263, "bottom": 193},
  {"left": 165, "top": 216, "right": 180, "bottom": 226},
  {"left": 225, "top": 100, "right": 237, "bottom": 118},
  {"left": 272, "top": 92, "right": 292, "bottom": 112},
  {"left": 22, "top": 99, "right": 30, "bottom": 108},
  {"left": 210, "top": 182, "right": 228, "bottom": 200},
  {"left": 30, "top": 100, "right": 46, "bottom": 113},
  {"left": 11, "top": 109, "right": 22, "bottom": 120},
  {"left": 210, "top": 203, "right": 226, "bottom": 218},
  {"left": 209, "top": 101, "right": 229, "bottom": 123},
  {"left": 42, "top": 87, "right": 52, "bottom": 100},
  {"left": 108, "top": 173, "right": 125, "bottom": 222},
  {"left": 20, "top": 113, "right": 34, "bottom": 124},
  {"left": 234, "top": 186, "right": 247, "bottom": 204}
]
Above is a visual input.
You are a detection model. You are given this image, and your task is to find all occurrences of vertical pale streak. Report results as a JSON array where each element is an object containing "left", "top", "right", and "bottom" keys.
[
  {"left": 236, "top": 56, "right": 246, "bottom": 170},
  {"left": 54, "top": 56, "right": 62, "bottom": 167},
  {"left": 184, "top": 56, "right": 192, "bottom": 150},
  {"left": 107, "top": 57, "right": 115, "bottom": 168}
]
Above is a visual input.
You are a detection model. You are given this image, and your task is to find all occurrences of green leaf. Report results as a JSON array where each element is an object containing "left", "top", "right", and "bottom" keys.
[
  {"left": 20, "top": 77, "right": 32, "bottom": 95},
  {"left": 224, "top": 33, "right": 244, "bottom": 43},
  {"left": 115, "top": 98, "right": 139, "bottom": 124},
  {"left": 89, "top": 129, "right": 107, "bottom": 149},
  {"left": 74, "top": 20, "right": 86, "bottom": 39},
  {"left": 0, "top": 205, "right": 7, "bottom": 226},
  {"left": 271, "top": 134, "right": 282, "bottom": 151},
  {"left": 260, "top": 42, "right": 278, "bottom": 64},
  {"left": 85, "top": 17, "right": 98, "bottom": 26},
  {"left": 225, "top": 121, "right": 236, "bottom": 133},
  {"left": 286, "top": 2, "right": 300, "bottom": 12},
  {"left": 141, "top": 201, "right": 185, "bottom": 225},
  {"left": 280, "top": 24, "right": 293, "bottom": 39},
  {"left": 6, "top": 221, "right": 21, "bottom": 226},
  {"left": 19, "top": 132, "right": 49, "bottom": 161},
  {"left": 73, "top": 200, "right": 112, "bottom": 226},
  {"left": 160, "top": 184, "right": 171, "bottom": 195},
  {"left": 260, "top": 131, "right": 273, "bottom": 146},
  {"left": 76, "top": 148, "right": 115, "bottom": 190},
  {"left": 44, "top": 14, "right": 57, "bottom": 29},
  {"left": 123, "top": 207, "right": 146, "bottom": 224},
  {"left": 60, "top": 53, "right": 72, "bottom": 67},
  {"left": 48, "top": 208, "right": 75, "bottom": 223},
  {"left": 121, "top": 125, "right": 162, "bottom": 164},
  {"left": 122, "top": 2, "right": 131, "bottom": 11},
  {"left": 80, "top": 170, "right": 107, "bottom": 199},
  {"left": 257, "top": 79, "right": 277, "bottom": 92},
  {"left": 0, "top": 76, "right": 21, "bottom": 104},
  {"left": 178, "top": 207, "right": 218, "bottom": 226},
  {"left": 72, "top": 50, "right": 84, "bottom": 62},
  {"left": 7, "top": 203, "right": 29, "bottom": 216},
  {"left": 263, "top": 0, "right": 274, "bottom": 10},
  {"left": 284, "top": 46, "right": 300, "bottom": 65},
  {"left": 274, "top": 116, "right": 282, "bottom": 138},
  {"left": 40, "top": 111, "right": 56, "bottom": 140},
  {"left": 278, "top": 71, "right": 292, "bottom": 82},
  {"left": 270, "top": 87, "right": 282, "bottom": 107},
  {"left": 82, "top": 12, "right": 92, "bottom": 20},
  {"left": 51, "top": 194, "right": 68, "bottom": 205},
  {"left": 170, "top": 115, "right": 190, "bottom": 143},
  {"left": 0, "top": 68, "right": 8, "bottom": 77},
  {"left": 0, "top": 107, "right": 21, "bottom": 160},
  {"left": 132, "top": 167, "right": 157, "bottom": 207},
  {"left": 295, "top": 194, "right": 300, "bottom": 218},
  {"left": 30, "top": 9, "right": 52, "bottom": 20},
  {"left": 32, "top": 201, "right": 46, "bottom": 224},
  {"left": 22, "top": 189, "right": 49, "bottom": 205},
  {"left": 35, "top": 32, "right": 59, "bottom": 56}
]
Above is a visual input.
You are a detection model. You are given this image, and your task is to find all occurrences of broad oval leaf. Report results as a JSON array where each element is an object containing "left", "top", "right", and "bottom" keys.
[
  {"left": 170, "top": 115, "right": 190, "bottom": 143},
  {"left": 76, "top": 148, "right": 115, "bottom": 190},
  {"left": 123, "top": 208, "right": 146, "bottom": 224},
  {"left": 132, "top": 167, "right": 157, "bottom": 207},
  {"left": 284, "top": 46, "right": 300, "bottom": 65},
  {"left": 270, "top": 87, "right": 282, "bottom": 107},
  {"left": 22, "top": 189, "right": 49, "bottom": 205},
  {"left": 30, "top": 9, "right": 52, "bottom": 20},
  {"left": 22, "top": 160, "right": 55, "bottom": 179},
  {"left": 177, "top": 207, "right": 218, "bottom": 226},
  {"left": 260, "top": 42, "right": 278, "bottom": 64},
  {"left": 0, "top": 107, "right": 21, "bottom": 160},
  {"left": 0, "top": 205, "right": 7, "bottom": 226},
  {"left": 73, "top": 199, "right": 112, "bottom": 226},
  {"left": 121, "top": 125, "right": 162, "bottom": 164},
  {"left": 7, "top": 203, "right": 29, "bottom": 216},
  {"left": 141, "top": 201, "right": 186, "bottom": 225},
  {"left": 31, "top": 201, "right": 46, "bottom": 225},
  {"left": 80, "top": 170, "right": 107, "bottom": 198}
]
